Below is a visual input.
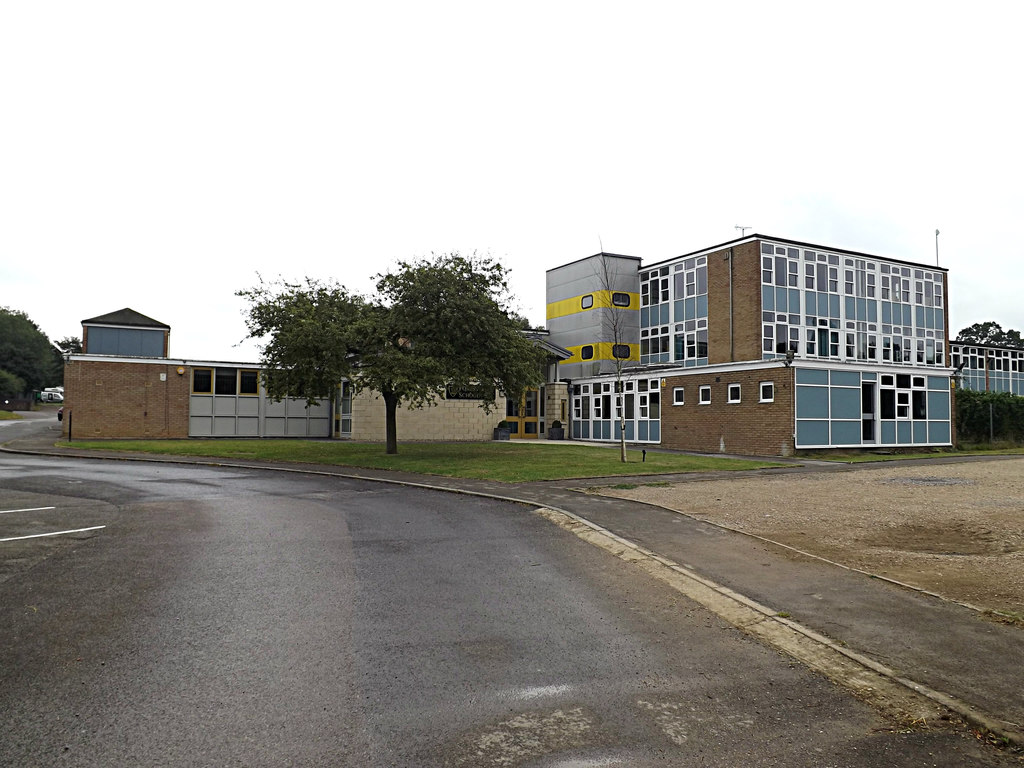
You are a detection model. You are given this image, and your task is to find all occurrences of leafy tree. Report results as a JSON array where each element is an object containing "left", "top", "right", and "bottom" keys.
[
  {"left": 0, "top": 369, "right": 26, "bottom": 400},
  {"left": 238, "top": 253, "right": 547, "bottom": 454},
  {"left": 956, "top": 321, "right": 1024, "bottom": 349},
  {"left": 56, "top": 336, "right": 83, "bottom": 354},
  {"left": 0, "top": 308, "right": 59, "bottom": 392}
]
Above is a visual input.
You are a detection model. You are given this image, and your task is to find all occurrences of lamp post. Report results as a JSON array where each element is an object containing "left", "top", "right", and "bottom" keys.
[{"left": 935, "top": 229, "right": 940, "bottom": 266}]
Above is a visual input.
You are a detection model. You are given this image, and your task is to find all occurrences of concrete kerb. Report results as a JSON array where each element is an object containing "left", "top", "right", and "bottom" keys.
[{"left": 3, "top": 439, "right": 1022, "bottom": 748}]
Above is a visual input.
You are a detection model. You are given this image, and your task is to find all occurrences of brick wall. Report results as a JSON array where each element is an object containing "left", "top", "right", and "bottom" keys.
[
  {"left": 62, "top": 359, "right": 191, "bottom": 439},
  {"left": 707, "top": 241, "right": 763, "bottom": 365},
  {"left": 661, "top": 366, "right": 796, "bottom": 456},
  {"left": 349, "top": 389, "right": 509, "bottom": 442}
]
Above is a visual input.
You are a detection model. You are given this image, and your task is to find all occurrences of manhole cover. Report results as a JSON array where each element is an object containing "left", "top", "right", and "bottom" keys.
[{"left": 882, "top": 476, "right": 975, "bottom": 486}]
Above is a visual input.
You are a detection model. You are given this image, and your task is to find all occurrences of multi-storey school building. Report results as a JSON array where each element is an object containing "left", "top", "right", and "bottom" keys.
[
  {"left": 64, "top": 235, "right": 960, "bottom": 454},
  {"left": 547, "top": 234, "right": 954, "bottom": 456}
]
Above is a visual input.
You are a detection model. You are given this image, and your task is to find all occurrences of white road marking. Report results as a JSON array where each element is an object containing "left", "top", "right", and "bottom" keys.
[
  {"left": 0, "top": 506, "right": 56, "bottom": 515},
  {"left": 0, "top": 526, "right": 105, "bottom": 542}
]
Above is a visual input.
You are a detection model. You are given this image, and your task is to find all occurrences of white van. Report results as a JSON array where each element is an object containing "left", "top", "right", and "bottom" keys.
[{"left": 38, "top": 391, "right": 64, "bottom": 403}]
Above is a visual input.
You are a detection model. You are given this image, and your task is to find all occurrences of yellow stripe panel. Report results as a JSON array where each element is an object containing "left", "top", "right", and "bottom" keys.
[
  {"left": 546, "top": 290, "right": 640, "bottom": 321},
  {"left": 561, "top": 342, "right": 639, "bottom": 365}
]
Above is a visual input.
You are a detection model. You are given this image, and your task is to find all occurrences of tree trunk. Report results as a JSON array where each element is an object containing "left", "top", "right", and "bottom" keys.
[
  {"left": 620, "top": 415, "right": 627, "bottom": 462},
  {"left": 383, "top": 389, "right": 399, "bottom": 455}
]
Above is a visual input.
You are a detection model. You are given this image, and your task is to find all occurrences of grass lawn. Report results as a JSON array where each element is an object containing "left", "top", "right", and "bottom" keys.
[
  {"left": 58, "top": 439, "right": 784, "bottom": 482},
  {"left": 0, "top": 411, "right": 22, "bottom": 421}
]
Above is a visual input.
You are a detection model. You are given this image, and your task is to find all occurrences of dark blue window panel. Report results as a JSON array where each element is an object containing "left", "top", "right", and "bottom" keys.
[
  {"left": 685, "top": 298, "right": 696, "bottom": 320},
  {"left": 832, "top": 421, "right": 861, "bottom": 445},
  {"left": 818, "top": 293, "right": 828, "bottom": 316},
  {"left": 829, "top": 294, "right": 840, "bottom": 318},
  {"left": 913, "top": 421, "right": 928, "bottom": 444},
  {"left": 776, "top": 287, "right": 788, "bottom": 311},
  {"left": 927, "top": 391, "right": 950, "bottom": 420},
  {"left": 649, "top": 422, "right": 660, "bottom": 442},
  {"left": 796, "top": 420, "right": 829, "bottom": 446},
  {"left": 88, "top": 327, "right": 164, "bottom": 357},
  {"left": 581, "top": 423, "right": 590, "bottom": 439},
  {"left": 897, "top": 421, "right": 912, "bottom": 444},
  {"left": 929, "top": 421, "right": 951, "bottom": 444},
  {"left": 845, "top": 296, "right": 856, "bottom": 319},
  {"left": 762, "top": 285, "right": 774, "bottom": 311},
  {"left": 882, "top": 303, "right": 892, "bottom": 324},
  {"left": 639, "top": 421, "right": 649, "bottom": 441},
  {"left": 697, "top": 295, "right": 708, "bottom": 318},
  {"left": 640, "top": 307, "right": 650, "bottom": 327},
  {"left": 927, "top": 376, "right": 948, "bottom": 390},
  {"left": 796, "top": 368, "right": 829, "bottom": 385},
  {"left": 916, "top": 306, "right": 925, "bottom": 327},
  {"left": 830, "top": 370, "right": 861, "bottom": 388},
  {"left": 881, "top": 421, "right": 897, "bottom": 444},
  {"left": 868, "top": 301, "right": 877, "bottom": 322},
  {"left": 674, "top": 300, "right": 684, "bottom": 321},
  {"left": 862, "top": 372, "right": 877, "bottom": 381},
  {"left": 830, "top": 388, "right": 860, "bottom": 419},
  {"left": 572, "top": 422, "right": 581, "bottom": 439},
  {"left": 660, "top": 304, "right": 670, "bottom": 324},
  {"left": 806, "top": 293, "right": 817, "bottom": 314},
  {"left": 625, "top": 422, "right": 635, "bottom": 441},
  {"left": 789, "top": 289, "right": 800, "bottom": 311},
  {"left": 797, "top": 386, "right": 829, "bottom": 418}
]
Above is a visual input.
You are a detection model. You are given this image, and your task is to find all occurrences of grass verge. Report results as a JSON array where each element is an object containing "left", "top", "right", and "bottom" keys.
[
  {"left": 0, "top": 411, "right": 22, "bottom": 421},
  {"left": 56, "top": 439, "right": 783, "bottom": 482},
  {"left": 805, "top": 447, "right": 1024, "bottom": 463}
]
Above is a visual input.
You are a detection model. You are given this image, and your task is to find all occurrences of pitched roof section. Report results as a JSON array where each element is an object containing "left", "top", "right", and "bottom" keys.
[{"left": 81, "top": 308, "right": 170, "bottom": 329}]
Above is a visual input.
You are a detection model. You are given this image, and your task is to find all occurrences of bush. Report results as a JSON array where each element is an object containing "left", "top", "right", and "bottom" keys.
[{"left": 955, "top": 388, "right": 1024, "bottom": 444}]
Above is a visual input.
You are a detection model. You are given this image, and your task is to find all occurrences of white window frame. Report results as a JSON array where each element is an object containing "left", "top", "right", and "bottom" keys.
[
  {"left": 672, "top": 387, "right": 685, "bottom": 405},
  {"left": 699, "top": 385, "right": 711, "bottom": 405},
  {"left": 727, "top": 384, "right": 741, "bottom": 404},
  {"left": 759, "top": 381, "right": 775, "bottom": 403}
]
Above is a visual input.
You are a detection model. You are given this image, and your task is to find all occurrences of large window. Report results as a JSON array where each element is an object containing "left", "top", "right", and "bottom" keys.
[
  {"left": 192, "top": 368, "right": 212, "bottom": 394},
  {"left": 215, "top": 368, "right": 237, "bottom": 395},
  {"left": 240, "top": 370, "right": 259, "bottom": 395}
]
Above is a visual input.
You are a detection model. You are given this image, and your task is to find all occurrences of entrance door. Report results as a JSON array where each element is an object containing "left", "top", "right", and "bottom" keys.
[{"left": 506, "top": 388, "right": 540, "bottom": 439}]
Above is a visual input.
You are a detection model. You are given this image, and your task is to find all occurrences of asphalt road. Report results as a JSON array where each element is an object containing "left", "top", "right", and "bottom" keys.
[{"left": 0, "top": 446, "right": 1015, "bottom": 766}]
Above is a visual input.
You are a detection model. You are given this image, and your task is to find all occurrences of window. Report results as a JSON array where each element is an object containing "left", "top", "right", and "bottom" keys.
[
  {"left": 612, "top": 292, "right": 630, "bottom": 307},
  {"left": 580, "top": 345, "right": 594, "bottom": 360},
  {"left": 673, "top": 387, "right": 685, "bottom": 405},
  {"left": 215, "top": 368, "right": 237, "bottom": 395},
  {"left": 240, "top": 369, "right": 259, "bottom": 395},
  {"left": 760, "top": 381, "right": 775, "bottom": 403},
  {"left": 612, "top": 344, "right": 630, "bottom": 359},
  {"left": 581, "top": 295, "right": 594, "bottom": 309},
  {"left": 727, "top": 384, "right": 741, "bottom": 403},
  {"left": 699, "top": 385, "right": 711, "bottom": 404},
  {"left": 192, "top": 368, "right": 212, "bottom": 394}
]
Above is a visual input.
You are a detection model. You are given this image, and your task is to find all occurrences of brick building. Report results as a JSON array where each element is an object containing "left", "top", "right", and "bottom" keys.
[
  {"left": 63, "top": 311, "right": 570, "bottom": 442},
  {"left": 547, "top": 235, "right": 954, "bottom": 456}
]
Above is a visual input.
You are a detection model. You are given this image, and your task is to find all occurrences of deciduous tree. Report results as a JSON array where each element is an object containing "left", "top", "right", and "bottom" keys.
[
  {"left": 238, "top": 253, "right": 546, "bottom": 454},
  {"left": 956, "top": 321, "right": 1024, "bottom": 349},
  {"left": 0, "top": 308, "right": 59, "bottom": 392}
]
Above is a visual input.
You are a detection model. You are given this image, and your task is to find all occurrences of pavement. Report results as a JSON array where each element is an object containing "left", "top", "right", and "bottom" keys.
[{"left": 3, "top": 416, "right": 1023, "bottom": 753}]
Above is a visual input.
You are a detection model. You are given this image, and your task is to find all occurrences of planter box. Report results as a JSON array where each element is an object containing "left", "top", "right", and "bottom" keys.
[
  {"left": 493, "top": 428, "right": 511, "bottom": 441},
  {"left": 547, "top": 427, "right": 565, "bottom": 440}
]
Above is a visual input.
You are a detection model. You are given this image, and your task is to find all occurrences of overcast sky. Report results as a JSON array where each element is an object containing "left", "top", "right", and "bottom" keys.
[{"left": 3, "top": 2, "right": 1022, "bottom": 362}]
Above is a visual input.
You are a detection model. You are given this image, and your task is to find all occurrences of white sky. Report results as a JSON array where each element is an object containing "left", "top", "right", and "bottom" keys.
[{"left": 3, "top": 2, "right": 1022, "bottom": 361}]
